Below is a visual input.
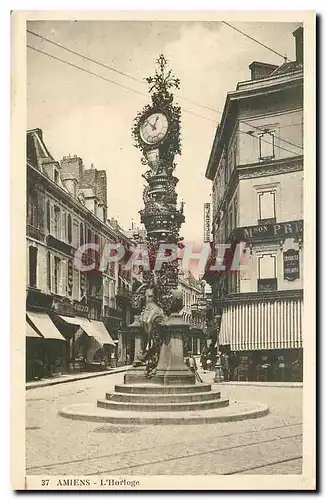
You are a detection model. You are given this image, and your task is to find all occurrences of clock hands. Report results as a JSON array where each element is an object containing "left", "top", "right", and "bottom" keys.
[
  {"left": 144, "top": 115, "right": 160, "bottom": 131},
  {"left": 144, "top": 120, "right": 155, "bottom": 131}
]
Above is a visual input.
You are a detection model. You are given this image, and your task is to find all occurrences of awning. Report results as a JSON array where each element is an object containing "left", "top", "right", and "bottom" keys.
[
  {"left": 58, "top": 316, "right": 115, "bottom": 346},
  {"left": 219, "top": 298, "right": 303, "bottom": 350},
  {"left": 26, "top": 320, "right": 43, "bottom": 338},
  {"left": 58, "top": 315, "right": 98, "bottom": 338},
  {"left": 27, "top": 312, "right": 66, "bottom": 341},
  {"left": 90, "top": 320, "right": 115, "bottom": 346}
]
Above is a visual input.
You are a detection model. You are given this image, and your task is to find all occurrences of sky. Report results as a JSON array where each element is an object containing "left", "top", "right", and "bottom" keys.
[{"left": 27, "top": 19, "right": 301, "bottom": 244}]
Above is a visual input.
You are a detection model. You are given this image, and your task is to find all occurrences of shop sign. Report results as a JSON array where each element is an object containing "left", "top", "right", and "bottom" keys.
[
  {"left": 52, "top": 298, "right": 74, "bottom": 316},
  {"left": 73, "top": 300, "right": 89, "bottom": 317},
  {"left": 26, "top": 289, "right": 53, "bottom": 310},
  {"left": 235, "top": 220, "right": 303, "bottom": 241},
  {"left": 204, "top": 203, "right": 211, "bottom": 243},
  {"left": 283, "top": 249, "right": 300, "bottom": 281}
]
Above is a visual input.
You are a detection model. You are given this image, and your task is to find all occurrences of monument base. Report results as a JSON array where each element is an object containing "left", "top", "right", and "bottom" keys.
[{"left": 124, "top": 364, "right": 147, "bottom": 384}]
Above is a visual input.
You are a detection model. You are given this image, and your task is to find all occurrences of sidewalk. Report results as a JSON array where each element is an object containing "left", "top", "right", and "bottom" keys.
[
  {"left": 26, "top": 365, "right": 131, "bottom": 390},
  {"left": 199, "top": 369, "right": 302, "bottom": 388}
]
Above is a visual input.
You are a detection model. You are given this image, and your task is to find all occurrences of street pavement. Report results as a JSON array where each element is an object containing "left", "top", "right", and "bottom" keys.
[{"left": 26, "top": 368, "right": 302, "bottom": 476}]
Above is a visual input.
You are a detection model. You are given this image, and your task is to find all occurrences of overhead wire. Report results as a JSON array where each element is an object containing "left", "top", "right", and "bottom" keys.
[
  {"left": 27, "top": 44, "right": 301, "bottom": 157},
  {"left": 222, "top": 21, "right": 289, "bottom": 61},
  {"left": 27, "top": 29, "right": 303, "bottom": 151}
]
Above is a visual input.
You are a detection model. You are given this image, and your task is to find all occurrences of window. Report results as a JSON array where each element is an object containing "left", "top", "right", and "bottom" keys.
[
  {"left": 258, "top": 191, "right": 276, "bottom": 224},
  {"left": 61, "top": 211, "right": 67, "bottom": 241},
  {"left": 259, "top": 130, "right": 275, "bottom": 160},
  {"left": 67, "top": 214, "right": 72, "bottom": 244},
  {"left": 54, "top": 256, "right": 60, "bottom": 294},
  {"left": 233, "top": 198, "right": 238, "bottom": 229},
  {"left": 47, "top": 252, "right": 51, "bottom": 291},
  {"left": 72, "top": 268, "right": 80, "bottom": 300},
  {"left": 94, "top": 234, "right": 99, "bottom": 263},
  {"left": 28, "top": 189, "right": 38, "bottom": 227},
  {"left": 80, "top": 223, "right": 84, "bottom": 246},
  {"left": 46, "top": 201, "right": 50, "bottom": 232},
  {"left": 258, "top": 254, "right": 277, "bottom": 291},
  {"left": 73, "top": 220, "right": 79, "bottom": 247},
  {"left": 28, "top": 246, "right": 38, "bottom": 287},
  {"left": 53, "top": 206, "right": 61, "bottom": 239},
  {"left": 54, "top": 169, "right": 59, "bottom": 184}
]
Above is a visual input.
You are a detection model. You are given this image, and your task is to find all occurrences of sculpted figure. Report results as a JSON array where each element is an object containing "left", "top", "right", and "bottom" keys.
[{"left": 139, "top": 287, "right": 164, "bottom": 339}]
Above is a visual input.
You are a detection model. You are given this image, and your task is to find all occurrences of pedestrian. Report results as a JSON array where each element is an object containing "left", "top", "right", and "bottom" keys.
[
  {"left": 200, "top": 347, "right": 208, "bottom": 372},
  {"left": 221, "top": 352, "right": 230, "bottom": 382}
]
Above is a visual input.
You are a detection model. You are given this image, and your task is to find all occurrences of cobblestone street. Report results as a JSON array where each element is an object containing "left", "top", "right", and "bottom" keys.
[{"left": 26, "top": 370, "right": 302, "bottom": 476}]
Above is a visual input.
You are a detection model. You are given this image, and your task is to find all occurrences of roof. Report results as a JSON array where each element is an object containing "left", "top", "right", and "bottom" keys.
[
  {"left": 79, "top": 188, "right": 96, "bottom": 198},
  {"left": 27, "top": 128, "right": 56, "bottom": 171},
  {"left": 271, "top": 61, "right": 303, "bottom": 76}
]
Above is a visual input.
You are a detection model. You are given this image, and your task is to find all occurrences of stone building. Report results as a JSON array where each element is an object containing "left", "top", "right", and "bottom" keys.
[
  {"left": 26, "top": 128, "right": 134, "bottom": 380},
  {"left": 204, "top": 27, "right": 304, "bottom": 382},
  {"left": 178, "top": 271, "right": 207, "bottom": 355}
]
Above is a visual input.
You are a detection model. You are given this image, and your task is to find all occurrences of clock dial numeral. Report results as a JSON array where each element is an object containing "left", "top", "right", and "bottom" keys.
[{"left": 140, "top": 113, "right": 169, "bottom": 145}]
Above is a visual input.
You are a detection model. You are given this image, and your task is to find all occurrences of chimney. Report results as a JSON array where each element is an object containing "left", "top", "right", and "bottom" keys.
[
  {"left": 61, "top": 172, "right": 78, "bottom": 197},
  {"left": 60, "top": 155, "right": 84, "bottom": 182},
  {"left": 249, "top": 61, "right": 278, "bottom": 81},
  {"left": 293, "top": 26, "right": 303, "bottom": 64}
]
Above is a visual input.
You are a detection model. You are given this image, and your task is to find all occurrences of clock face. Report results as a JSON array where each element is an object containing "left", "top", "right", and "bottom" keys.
[{"left": 139, "top": 113, "right": 169, "bottom": 145}]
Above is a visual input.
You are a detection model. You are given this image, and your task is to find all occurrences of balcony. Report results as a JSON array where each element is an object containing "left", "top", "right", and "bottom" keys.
[
  {"left": 103, "top": 305, "right": 124, "bottom": 320},
  {"left": 26, "top": 224, "right": 45, "bottom": 242},
  {"left": 116, "top": 286, "right": 132, "bottom": 305},
  {"left": 47, "top": 234, "right": 74, "bottom": 256}
]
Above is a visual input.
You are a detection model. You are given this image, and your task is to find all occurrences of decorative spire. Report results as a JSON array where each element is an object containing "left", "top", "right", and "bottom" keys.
[{"left": 145, "top": 53, "right": 180, "bottom": 96}]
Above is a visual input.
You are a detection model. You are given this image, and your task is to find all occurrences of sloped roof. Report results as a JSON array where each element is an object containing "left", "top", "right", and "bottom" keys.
[
  {"left": 26, "top": 128, "right": 55, "bottom": 170},
  {"left": 79, "top": 188, "right": 95, "bottom": 198},
  {"left": 271, "top": 60, "right": 303, "bottom": 76}
]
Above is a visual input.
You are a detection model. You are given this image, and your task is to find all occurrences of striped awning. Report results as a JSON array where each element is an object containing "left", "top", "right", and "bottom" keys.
[
  {"left": 90, "top": 320, "right": 115, "bottom": 346},
  {"left": 26, "top": 320, "right": 42, "bottom": 338},
  {"left": 27, "top": 312, "right": 66, "bottom": 341},
  {"left": 58, "top": 316, "right": 115, "bottom": 346},
  {"left": 219, "top": 298, "right": 303, "bottom": 351}
]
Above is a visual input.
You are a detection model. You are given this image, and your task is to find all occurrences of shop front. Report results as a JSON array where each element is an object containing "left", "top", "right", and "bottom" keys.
[
  {"left": 26, "top": 290, "right": 116, "bottom": 378},
  {"left": 219, "top": 290, "right": 303, "bottom": 382},
  {"left": 26, "top": 307, "right": 68, "bottom": 381},
  {"left": 52, "top": 298, "right": 116, "bottom": 372}
]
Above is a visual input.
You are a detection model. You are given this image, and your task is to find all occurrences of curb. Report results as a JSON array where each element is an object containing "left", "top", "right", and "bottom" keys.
[
  {"left": 26, "top": 366, "right": 131, "bottom": 390},
  {"left": 215, "top": 382, "right": 303, "bottom": 388}
]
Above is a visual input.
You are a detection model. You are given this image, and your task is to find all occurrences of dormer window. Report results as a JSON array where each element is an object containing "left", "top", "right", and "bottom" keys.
[{"left": 54, "top": 169, "right": 60, "bottom": 184}]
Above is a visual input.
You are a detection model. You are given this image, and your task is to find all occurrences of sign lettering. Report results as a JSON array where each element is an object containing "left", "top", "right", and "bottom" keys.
[
  {"left": 283, "top": 249, "right": 300, "bottom": 281},
  {"left": 204, "top": 203, "right": 211, "bottom": 243}
]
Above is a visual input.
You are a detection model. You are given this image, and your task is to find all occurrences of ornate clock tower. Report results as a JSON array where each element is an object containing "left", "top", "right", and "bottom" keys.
[
  {"left": 130, "top": 55, "right": 194, "bottom": 384},
  {"left": 132, "top": 55, "right": 185, "bottom": 315}
]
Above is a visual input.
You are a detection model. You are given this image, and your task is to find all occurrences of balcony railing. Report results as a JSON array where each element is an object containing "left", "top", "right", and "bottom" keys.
[
  {"left": 116, "top": 287, "right": 132, "bottom": 300},
  {"left": 26, "top": 224, "right": 45, "bottom": 242}
]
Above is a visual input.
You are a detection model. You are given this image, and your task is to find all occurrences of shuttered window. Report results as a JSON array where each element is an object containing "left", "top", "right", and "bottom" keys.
[
  {"left": 59, "top": 259, "right": 67, "bottom": 296},
  {"left": 28, "top": 246, "right": 38, "bottom": 288},
  {"left": 67, "top": 214, "right": 72, "bottom": 244}
]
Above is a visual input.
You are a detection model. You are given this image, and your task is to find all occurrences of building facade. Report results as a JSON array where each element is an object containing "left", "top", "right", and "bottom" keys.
[
  {"left": 26, "top": 128, "right": 135, "bottom": 380},
  {"left": 179, "top": 271, "right": 207, "bottom": 355},
  {"left": 204, "top": 27, "right": 304, "bottom": 382}
]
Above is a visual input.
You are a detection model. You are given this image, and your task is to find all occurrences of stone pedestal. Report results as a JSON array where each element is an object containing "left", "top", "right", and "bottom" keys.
[
  {"left": 151, "top": 313, "right": 195, "bottom": 385},
  {"left": 124, "top": 316, "right": 147, "bottom": 384}
]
